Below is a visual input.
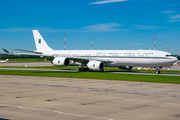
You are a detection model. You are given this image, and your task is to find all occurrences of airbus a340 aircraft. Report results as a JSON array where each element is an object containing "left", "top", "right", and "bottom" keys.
[
  {"left": 4, "top": 30, "right": 178, "bottom": 74},
  {"left": 0, "top": 59, "right": 8, "bottom": 63}
]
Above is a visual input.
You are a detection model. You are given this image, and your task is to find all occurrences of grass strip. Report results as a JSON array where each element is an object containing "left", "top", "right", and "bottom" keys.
[
  {"left": 2, "top": 66, "right": 180, "bottom": 74},
  {"left": 0, "top": 69, "right": 180, "bottom": 84}
]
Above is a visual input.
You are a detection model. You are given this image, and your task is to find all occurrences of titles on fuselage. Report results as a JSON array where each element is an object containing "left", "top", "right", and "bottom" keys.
[{"left": 96, "top": 52, "right": 154, "bottom": 56}]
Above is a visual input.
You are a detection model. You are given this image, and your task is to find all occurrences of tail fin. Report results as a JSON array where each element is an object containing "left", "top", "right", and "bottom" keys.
[
  {"left": 32, "top": 30, "right": 53, "bottom": 52},
  {"left": 6, "top": 59, "right": 8, "bottom": 62}
]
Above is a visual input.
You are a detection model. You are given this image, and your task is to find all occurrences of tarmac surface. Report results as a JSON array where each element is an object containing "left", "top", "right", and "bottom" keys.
[{"left": 0, "top": 75, "right": 180, "bottom": 120}]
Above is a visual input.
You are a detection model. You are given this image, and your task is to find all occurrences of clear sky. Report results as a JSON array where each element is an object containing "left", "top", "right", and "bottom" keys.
[{"left": 0, "top": 0, "right": 180, "bottom": 54}]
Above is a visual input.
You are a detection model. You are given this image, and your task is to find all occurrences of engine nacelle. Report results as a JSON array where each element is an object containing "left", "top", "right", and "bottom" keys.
[
  {"left": 52, "top": 57, "right": 70, "bottom": 66},
  {"left": 87, "top": 61, "right": 104, "bottom": 71},
  {"left": 119, "top": 66, "right": 133, "bottom": 70}
]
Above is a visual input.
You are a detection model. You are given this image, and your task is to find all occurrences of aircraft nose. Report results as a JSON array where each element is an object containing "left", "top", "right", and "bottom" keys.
[{"left": 173, "top": 57, "right": 178, "bottom": 62}]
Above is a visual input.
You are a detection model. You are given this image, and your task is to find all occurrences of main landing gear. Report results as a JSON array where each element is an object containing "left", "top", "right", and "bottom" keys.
[
  {"left": 76, "top": 64, "right": 88, "bottom": 72},
  {"left": 76, "top": 68, "right": 89, "bottom": 72},
  {"left": 76, "top": 68, "right": 104, "bottom": 72}
]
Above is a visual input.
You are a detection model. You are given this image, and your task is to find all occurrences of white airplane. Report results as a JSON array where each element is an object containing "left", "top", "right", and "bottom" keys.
[
  {"left": 0, "top": 59, "right": 8, "bottom": 63},
  {"left": 9, "top": 30, "right": 178, "bottom": 74}
]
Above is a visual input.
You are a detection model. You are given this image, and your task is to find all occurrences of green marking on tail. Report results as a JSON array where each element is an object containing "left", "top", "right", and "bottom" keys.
[{"left": 39, "top": 39, "right": 41, "bottom": 44}]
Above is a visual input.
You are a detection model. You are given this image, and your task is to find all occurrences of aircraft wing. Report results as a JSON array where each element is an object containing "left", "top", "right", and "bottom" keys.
[{"left": 66, "top": 56, "right": 112, "bottom": 63}]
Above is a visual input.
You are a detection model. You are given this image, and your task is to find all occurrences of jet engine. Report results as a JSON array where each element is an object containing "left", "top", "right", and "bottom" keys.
[
  {"left": 87, "top": 61, "right": 104, "bottom": 71},
  {"left": 52, "top": 57, "right": 70, "bottom": 66},
  {"left": 119, "top": 66, "right": 133, "bottom": 70}
]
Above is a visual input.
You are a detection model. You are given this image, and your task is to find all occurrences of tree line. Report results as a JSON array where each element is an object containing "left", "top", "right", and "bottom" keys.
[{"left": 0, "top": 54, "right": 53, "bottom": 60}]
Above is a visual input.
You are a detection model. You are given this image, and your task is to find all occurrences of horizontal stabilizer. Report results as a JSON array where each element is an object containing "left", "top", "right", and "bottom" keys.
[
  {"left": 13, "top": 49, "right": 42, "bottom": 54},
  {"left": 2, "top": 48, "right": 10, "bottom": 53}
]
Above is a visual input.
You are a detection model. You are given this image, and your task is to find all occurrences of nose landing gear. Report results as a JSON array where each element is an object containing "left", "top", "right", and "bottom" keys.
[{"left": 155, "top": 67, "right": 161, "bottom": 74}]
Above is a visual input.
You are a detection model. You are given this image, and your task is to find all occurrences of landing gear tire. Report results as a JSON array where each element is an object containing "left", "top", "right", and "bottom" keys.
[
  {"left": 155, "top": 70, "right": 160, "bottom": 74},
  {"left": 77, "top": 68, "right": 89, "bottom": 72},
  {"left": 76, "top": 68, "right": 80, "bottom": 72},
  {"left": 83, "top": 68, "right": 89, "bottom": 72},
  {"left": 76, "top": 68, "right": 83, "bottom": 72}
]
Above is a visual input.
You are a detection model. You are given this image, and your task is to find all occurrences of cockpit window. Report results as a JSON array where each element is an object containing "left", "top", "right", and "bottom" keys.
[{"left": 166, "top": 54, "right": 173, "bottom": 57}]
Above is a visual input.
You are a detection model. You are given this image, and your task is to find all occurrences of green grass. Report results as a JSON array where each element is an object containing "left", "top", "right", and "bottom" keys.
[
  {"left": 2, "top": 65, "right": 180, "bottom": 74},
  {"left": 0, "top": 69, "right": 180, "bottom": 84}
]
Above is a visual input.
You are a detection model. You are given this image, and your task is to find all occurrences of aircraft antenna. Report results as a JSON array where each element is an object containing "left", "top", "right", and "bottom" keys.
[
  {"left": 154, "top": 37, "right": 156, "bottom": 50},
  {"left": 121, "top": 43, "right": 123, "bottom": 50},
  {"left": 64, "top": 33, "right": 66, "bottom": 50}
]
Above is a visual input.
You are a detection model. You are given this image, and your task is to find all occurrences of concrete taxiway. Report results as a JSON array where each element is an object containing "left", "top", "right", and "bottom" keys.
[{"left": 0, "top": 75, "right": 180, "bottom": 120}]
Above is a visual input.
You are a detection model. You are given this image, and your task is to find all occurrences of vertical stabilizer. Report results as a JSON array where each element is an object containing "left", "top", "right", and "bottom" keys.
[{"left": 32, "top": 30, "right": 53, "bottom": 52}]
